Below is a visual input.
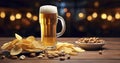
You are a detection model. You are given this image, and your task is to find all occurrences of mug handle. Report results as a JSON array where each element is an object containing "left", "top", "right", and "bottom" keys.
[{"left": 57, "top": 16, "right": 66, "bottom": 37}]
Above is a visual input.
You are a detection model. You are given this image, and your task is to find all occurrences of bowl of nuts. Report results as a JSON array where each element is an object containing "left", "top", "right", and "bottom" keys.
[{"left": 75, "top": 37, "right": 105, "bottom": 50}]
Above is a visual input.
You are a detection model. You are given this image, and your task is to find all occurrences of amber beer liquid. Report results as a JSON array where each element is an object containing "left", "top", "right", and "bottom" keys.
[
  {"left": 40, "top": 13, "right": 57, "bottom": 48},
  {"left": 39, "top": 5, "right": 66, "bottom": 49}
]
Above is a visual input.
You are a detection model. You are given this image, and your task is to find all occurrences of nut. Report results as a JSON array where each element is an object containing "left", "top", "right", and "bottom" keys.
[
  {"left": 47, "top": 54, "right": 54, "bottom": 59},
  {"left": 77, "top": 37, "right": 105, "bottom": 43},
  {"left": 0, "top": 55, "right": 5, "bottom": 59},
  {"left": 41, "top": 54, "right": 45, "bottom": 57},
  {"left": 11, "top": 55, "right": 18, "bottom": 59},
  {"left": 66, "top": 55, "right": 71, "bottom": 59},
  {"left": 58, "top": 52, "right": 66, "bottom": 56},
  {"left": 59, "top": 57, "right": 65, "bottom": 61},
  {"left": 53, "top": 53, "right": 59, "bottom": 57},
  {"left": 60, "top": 50, "right": 65, "bottom": 53},
  {"left": 30, "top": 53, "right": 36, "bottom": 57},
  {"left": 37, "top": 55, "right": 43, "bottom": 59},
  {"left": 99, "top": 50, "right": 102, "bottom": 55},
  {"left": 19, "top": 55, "right": 26, "bottom": 60},
  {"left": 69, "top": 52, "right": 77, "bottom": 56}
]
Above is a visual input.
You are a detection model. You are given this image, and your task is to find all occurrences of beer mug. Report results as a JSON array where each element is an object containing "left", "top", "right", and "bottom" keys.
[{"left": 39, "top": 5, "right": 66, "bottom": 49}]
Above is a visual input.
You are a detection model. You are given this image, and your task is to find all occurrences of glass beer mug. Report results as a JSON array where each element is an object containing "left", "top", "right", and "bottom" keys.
[{"left": 39, "top": 5, "right": 66, "bottom": 49}]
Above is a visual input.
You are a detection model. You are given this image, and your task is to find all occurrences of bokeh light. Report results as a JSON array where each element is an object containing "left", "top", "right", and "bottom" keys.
[
  {"left": 78, "top": 26, "right": 84, "bottom": 32},
  {"left": 10, "top": 15, "right": 15, "bottom": 21},
  {"left": 63, "top": 8, "right": 68, "bottom": 12},
  {"left": 94, "top": 1, "right": 99, "bottom": 7},
  {"left": 92, "top": 12, "right": 98, "bottom": 18},
  {"left": 15, "top": 13, "right": 22, "bottom": 19},
  {"left": 107, "top": 15, "right": 113, "bottom": 21},
  {"left": 87, "top": 15, "right": 92, "bottom": 21},
  {"left": 78, "top": 12, "right": 85, "bottom": 19},
  {"left": 115, "top": 12, "right": 120, "bottom": 19},
  {"left": 22, "top": 18, "right": 30, "bottom": 26},
  {"left": 15, "top": 25, "right": 21, "bottom": 30},
  {"left": 26, "top": 12, "right": 32, "bottom": 18},
  {"left": 0, "top": 11, "right": 6, "bottom": 18},
  {"left": 66, "top": 12, "right": 71, "bottom": 18},
  {"left": 32, "top": 15, "right": 38, "bottom": 21},
  {"left": 101, "top": 13, "right": 107, "bottom": 19}
]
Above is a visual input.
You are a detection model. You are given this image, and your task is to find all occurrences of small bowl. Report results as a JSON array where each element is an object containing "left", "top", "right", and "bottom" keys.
[{"left": 75, "top": 41, "right": 105, "bottom": 50}]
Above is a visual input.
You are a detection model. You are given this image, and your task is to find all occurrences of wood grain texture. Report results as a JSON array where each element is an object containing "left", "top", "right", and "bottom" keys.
[{"left": 0, "top": 38, "right": 120, "bottom": 63}]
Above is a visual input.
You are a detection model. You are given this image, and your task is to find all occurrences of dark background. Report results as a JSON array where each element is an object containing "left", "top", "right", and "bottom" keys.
[{"left": 0, "top": 0, "right": 120, "bottom": 37}]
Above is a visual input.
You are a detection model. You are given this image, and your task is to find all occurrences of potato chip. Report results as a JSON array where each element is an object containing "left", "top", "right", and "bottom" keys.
[
  {"left": 59, "top": 47, "right": 73, "bottom": 54},
  {"left": 1, "top": 39, "right": 19, "bottom": 50},
  {"left": 1, "top": 42, "right": 12, "bottom": 50},
  {"left": 11, "top": 39, "right": 19, "bottom": 46},
  {"left": 56, "top": 42, "right": 85, "bottom": 55},
  {"left": 10, "top": 45, "right": 22, "bottom": 55},
  {"left": 21, "top": 39, "right": 34, "bottom": 49},
  {"left": 63, "top": 43, "right": 74, "bottom": 48},
  {"left": 32, "top": 41, "right": 43, "bottom": 49},
  {"left": 56, "top": 42, "right": 64, "bottom": 50},
  {"left": 72, "top": 47, "right": 85, "bottom": 52},
  {"left": 69, "top": 52, "right": 77, "bottom": 55},
  {"left": 47, "top": 50, "right": 56, "bottom": 54},
  {"left": 26, "top": 36, "right": 35, "bottom": 42},
  {"left": 15, "top": 33, "right": 22, "bottom": 40},
  {"left": 24, "top": 48, "right": 41, "bottom": 52}
]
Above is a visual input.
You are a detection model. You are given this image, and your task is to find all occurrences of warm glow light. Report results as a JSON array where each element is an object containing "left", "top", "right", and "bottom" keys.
[
  {"left": 66, "top": 12, "right": 71, "bottom": 18},
  {"left": 87, "top": 15, "right": 92, "bottom": 21},
  {"left": 26, "top": 12, "right": 32, "bottom": 18},
  {"left": 15, "top": 25, "right": 20, "bottom": 30},
  {"left": 0, "top": 11, "right": 6, "bottom": 18},
  {"left": 15, "top": 13, "right": 22, "bottom": 19},
  {"left": 107, "top": 15, "right": 113, "bottom": 21},
  {"left": 10, "top": 15, "right": 15, "bottom": 21},
  {"left": 92, "top": 12, "right": 98, "bottom": 18},
  {"left": 32, "top": 15, "right": 38, "bottom": 21},
  {"left": 78, "top": 12, "right": 84, "bottom": 19},
  {"left": 63, "top": 8, "right": 68, "bottom": 12},
  {"left": 94, "top": 1, "right": 99, "bottom": 7},
  {"left": 101, "top": 13, "right": 107, "bottom": 19},
  {"left": 79, "top": 26, "right": 84, "bottom": 32},
  {"left": 115, "top": 13, "right": 120, "bottom": 19}
]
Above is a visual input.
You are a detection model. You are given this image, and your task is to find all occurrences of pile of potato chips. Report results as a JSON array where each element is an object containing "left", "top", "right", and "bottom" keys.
[
  {"left": 56, "top": 42, "right": 85, "bottom": 55},
  {"left": 1, "top": 33, "right": 43, "bottom": 55},
  {"left": 1, "top": 33, "right": 85, "bottom": 56}
]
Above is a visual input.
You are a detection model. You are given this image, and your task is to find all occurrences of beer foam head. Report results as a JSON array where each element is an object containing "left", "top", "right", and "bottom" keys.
[{"left": 40, "top": 5, "right": 57, "bottom": 13}]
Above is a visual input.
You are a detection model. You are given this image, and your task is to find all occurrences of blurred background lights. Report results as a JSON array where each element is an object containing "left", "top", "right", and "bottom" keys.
[
  {"left": 92, "top": 12, "right": 98, "bottom": 18},
  {"left": 66, "top": 12, "right": 71, "bottom": 18},
  {"left": 26, "top": 12, "right": 32, "bottom": 18},
  {"left": 79, "top": 26, "right": 84, "bottom": 32},
  {"left": 10, "top": 15, "right": 15, "bottom": 21},
  {"left": 32, "top": 15, "right": 38, "bottom": 21},
  {"left": 94, "top": 1, "right": 99, "bottom": 7},
  {"left": 60, "top": 2, "right": 66, "bottom": 7},
  {"left": 107, "top": 15, "right": 113, "bottom": 21},
  {"left": 115, "top": 12, "right": 120, "bottom": 19},
  {"left": 87, "top": 15, "right": 92, "bottom": 21},
  {"left": 63, "top": 8, "right": 68, "bottom": 12},
  {"left": 0, "top": 11, "right": 6, "bottom": 18},
  {"left": 35, "top": 2, "right": 40, "bottom": 7},
  {"left": 78, "top": 12, "right": 85, "bottom": 19},
  {"left": 15, "top": 25, "right": 21, "bottom": 30},
  {"left": 101, "top": 13, "right": 107, "bottom": 19},
  {"left": 15, "top": 13, "right": 22, "bottom": 19}
]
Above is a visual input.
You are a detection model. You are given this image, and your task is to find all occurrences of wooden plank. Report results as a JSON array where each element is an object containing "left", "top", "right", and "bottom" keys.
[
  {"left": 0, "top": 59, "right": 120, "bottom": 63},
  {"left": 0, "top": 38, "right": 120, "bottom": 63}
]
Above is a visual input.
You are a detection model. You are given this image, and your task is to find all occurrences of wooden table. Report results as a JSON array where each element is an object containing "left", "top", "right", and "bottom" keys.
[{"left": 0, "top": 38, "right": 120, "bottom": 63}]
